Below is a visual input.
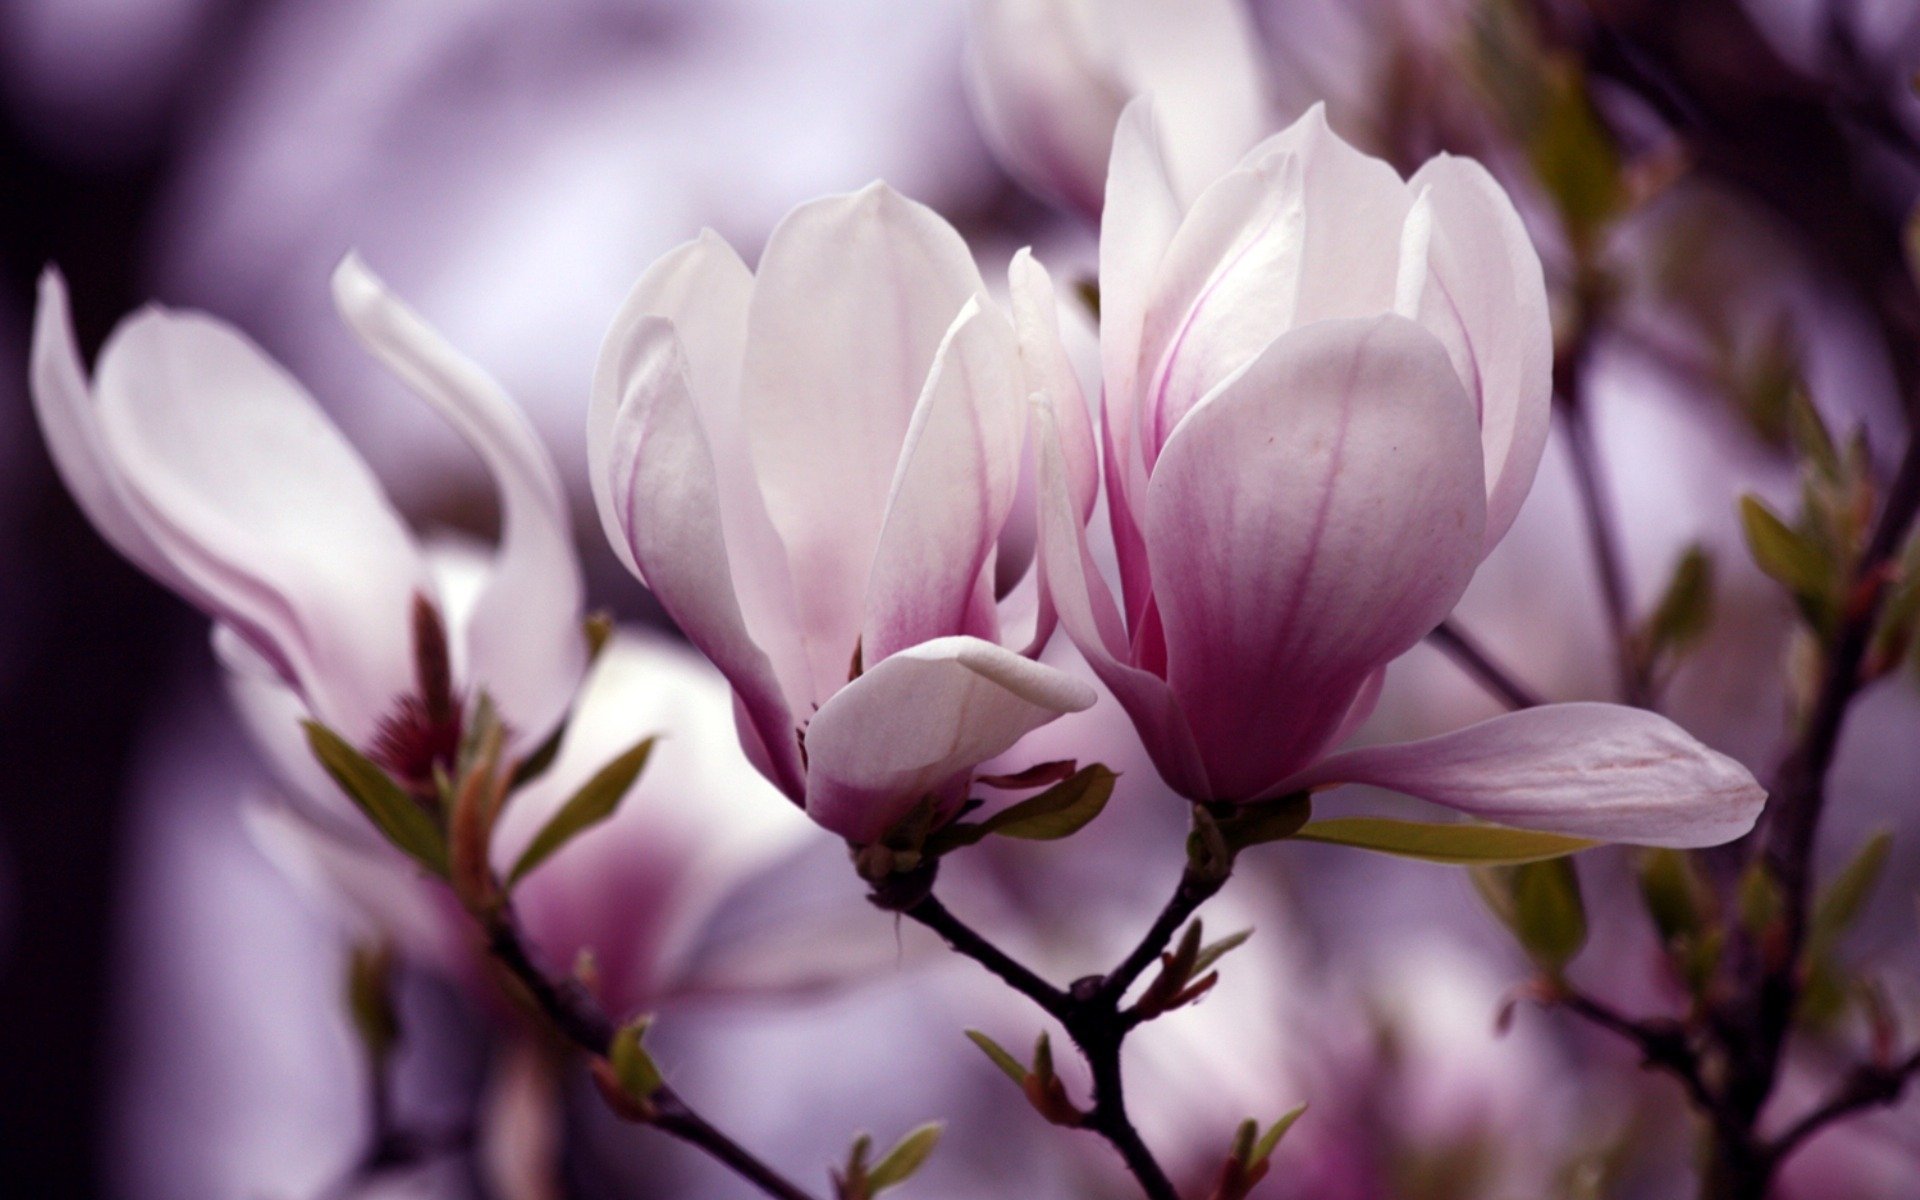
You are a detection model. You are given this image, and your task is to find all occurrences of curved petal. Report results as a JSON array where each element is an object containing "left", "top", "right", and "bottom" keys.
[
  {"left": 1283, "top": 704, "right": 1767, "bottom": 848},
  {"left": 602, "top": 316, "right": 803, "bottom": 799},
  {"left": 863, "top": 299, "right": 1024, "bottom": 664},
  {"left": 92, "top": 306, "right": 425, "bottom": 743},
  {"left": 1401, "top": 155, "right": 1553, "bottom": 551},
  {"left": 1235, "top": 104, "right": 1414, "bottom": 326},
  {"left": 1035, "top": 401, "right": 1210, "bottom": 798},
  {"left": 332, "top": 256, "right": 584, "bottom": 747},
  {"left": 1146, "top": 315, "right": 1485, "bottom": 801},
  {"left": 1107, "top": 0, "right": 1270, "bottom": 205},
  {"left": 741, "top": 182, "right": 988, "bottom": 706},
  {"left": 803, "top": 636, "right": 1096, "bottom": 843}
]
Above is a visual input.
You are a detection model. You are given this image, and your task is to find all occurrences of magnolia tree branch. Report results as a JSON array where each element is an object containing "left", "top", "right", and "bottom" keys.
[
  {"left": 1428, "top": 619, "right": 1545, "bottom": 710},
  {"left": 479, "top": 909, "right": 821, "bottom": 1200},
  {"left": 896, "top": 866, "right": 1229, "bottom": 1200}
]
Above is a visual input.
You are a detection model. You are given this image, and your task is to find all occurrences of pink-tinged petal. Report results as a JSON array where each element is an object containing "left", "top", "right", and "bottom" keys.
[
  {"left": 214, "top": 625, "right": 344, "bottom": 822},
  {"left": 964, "top": 0, "right": 1129, "bottom": 219},
  {"left": 863, "top": 299, "right": 1024, "bottom": 664},
  {"left": 1284, "top": 704, "right": 1767, "bottom": 848},
  {"left": 741, "top": 183, "right": 988, "bottom": 707},
  {"left": 1035, "top": 402, "right": 1211, "bottom": 797},
  {"left": 602, "top": 317, "right": 803, "bottom": 799},
  {"left": 1107, "top": 0, "right": 1270, "bottom": 205},
  {"left": 802, "top": 636, "right": 1096, "bottom": 843},
  {"left": 1402, "top": 155, "right": 1553, "bottom": 551},
  {"left": 591, "top": 232, "right": 810, "bottom": 714},
  {"left": 1099, "top": 97, "right": 1182, "bottom": 511},
  {"left": 1146, "top": 315, "right": 1485, "bottom": 801},
  {"left": 331, "top": 256, "right": 584, "bottom": 747},
  {"left": 91, "top": 307, "right": 425, "bottom": 743},
  {"left": 1136, "top": 147, "right": 1306, "bottom": 462},
  {"left": 1236, "top": 104, "right": 1413, "bottom": 326}
]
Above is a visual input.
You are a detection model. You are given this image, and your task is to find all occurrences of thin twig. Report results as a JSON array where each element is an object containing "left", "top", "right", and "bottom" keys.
[
  {"left": 481, "top": 909, "right": 820, "bottom": 1200},
  {"left": 1427, "top": 619, "right": 1545, "bottom": 710},
  {"left": 1768, "top": 1048, "right": 1920, "bottom": 1161}
]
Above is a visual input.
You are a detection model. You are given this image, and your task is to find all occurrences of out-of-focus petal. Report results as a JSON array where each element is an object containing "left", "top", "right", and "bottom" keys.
[
  {"left": 331, "top": 255, "right": 584, "bottom": 746},
  {"left": 92, "top": 306, "right": 425, "bottom": 743},
  {"left": 1401, "top": 155, "right": 1553, "bottom": 551},
  {"left": 1010, "top": 248, "right": 1097, "bottom": 521},
  {"left": 863, "top": 299, "right": 1024, "bottom": 664},
  {"left": 1146, "top": 315, "right": 1485, "bottom": 801},
  {"left": 602, "top": 316, "right": 803, "bottom": 798},
  {"left": 802, "top": 636, "right": 1096, "bottom": 844},
  {"left": 740, "top": 183, "right": 986, "bottom": 706},
  {"left": 1035, "top": 403, "right": 1210, "bottom": 798},
  {"left": 1283, "top": 704, "right": 1768, "bottom": 848}
]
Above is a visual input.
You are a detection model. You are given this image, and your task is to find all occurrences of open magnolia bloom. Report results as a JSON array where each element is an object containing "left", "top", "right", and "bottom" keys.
[
  {"left": 30, "top": 256, "right": 587, "bottom": 786},
  {"left": 965, "top": 0, "right": 1269, "bottom": 217},
  {"left": 247, "top": 627, "right": 822, "bottom": 1022},
  {"left": 589, "top": 182, "right": 1101, "bottom": 845},
  {"left": 1036, "top": 99, "right": 1766, "bottom": 846}
]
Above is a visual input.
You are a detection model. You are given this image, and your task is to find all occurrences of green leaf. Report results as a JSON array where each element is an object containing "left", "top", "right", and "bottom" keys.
[
  {"left": 507, "top": 716, "right": 569, "bottom": 792},
  {"left": 865, "top": 1122, "right": 943, "bottom": 1192},
  {"left": 1189, "top": 928, "right": 1253, "bottom": 979},
  {"left": 1252, "top": 1103, "right": 1308, "bottom": 1165},
  {"left": 1639, "top": 848, "right": 1706, "bottom": 945},
  {"left": 1291, "top": 818, "right": 1597, "bottom": 865},
  {"left": 1214, "top": 793, "right": 1314, "bottom": 853},
  {"left": 1739, "top": 495, "right": 1831, "bottom": 603},
  {"left": 1811, "top": 831, "right": 1893, "bottom": 955},
  {"left": 1527, "top": 61, "right": 1626, "bottom": 250},
  {"left": 1738, "top": 861, "right": 1785, "bottom": 938},
  {"left": 303, "top": 721, "right": 448, "bottom": 875},
  {"left": 1786, "top": 389, "right": 1840, "bottom": 481},
  {"left": 964, "top": 1030, "right": 1027, "bottom": 1086},
  {"left": 1510, "top": 858, "right": 1588, "bottom": 972},
  {"left": 344, "top": 942, "right": 398, "bottom": 1064},
  {"left": 608, "top": 1017, "right": 663, "bottom": 1101},
  {"left": 507, "top": 736, "right": 656, "bottom": 886},
  {"left": 971, "top": 764, "right": 1116, "bottom": 842},
  {"left": 1642, "top": 545, "right": 1715, "bottom": 663}
]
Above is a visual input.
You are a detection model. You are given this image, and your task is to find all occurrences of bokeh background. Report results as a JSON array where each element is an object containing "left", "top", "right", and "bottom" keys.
[{"left": 2, "top": 1, "right": 1918, "bottom": 1197}]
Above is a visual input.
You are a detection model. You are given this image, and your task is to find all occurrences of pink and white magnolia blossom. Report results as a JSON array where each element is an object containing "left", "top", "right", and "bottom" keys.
[
  {"left": 30, "top": 255, "right": 586, "bottom": 780},
  {"left": 1037, "top": 100, "right": 1766, "bottom": 845},
  {"left": 964, "top": 0, "right": 1269, "bottom": 217},
  {"left": 589, "top": 182, "right": 1101, "bottom": 845}
]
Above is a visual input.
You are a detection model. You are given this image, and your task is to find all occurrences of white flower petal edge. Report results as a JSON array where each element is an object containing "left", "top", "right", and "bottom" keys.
[
  {"left": 803, "top": 636, "right": 1097, "bottom": 843},
  {"left": 1282, "top": 703, "right": 1768, "bottom": 848}
]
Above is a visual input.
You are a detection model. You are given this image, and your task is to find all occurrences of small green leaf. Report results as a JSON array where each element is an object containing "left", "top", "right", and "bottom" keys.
[
  {"left": 1739, "top": 495, "right": 1831, "bottom": 603},
  {"left": 608, "top": 1017, "right": 663, "bottom": 1101},
  {"left": 507, "top": 716, "right": 569, "bottom": 791},
  {"left": 975, "top": 764, "right": 1116, "bottom": 841},
  {"left": 1189, "top": 928, "right": 1253, "bottom": 979},
  {"left": 1252, "top": 1103, "right": 1307, "bottom": 1165},
  {"left": 1214, "top": 793, "right": 1315, "bottom": 853},
  {"left": 507, "top": 736, "right": 656, "bottom": 886},
  {"left": 1292, "top": 818, "right": 1596, "bottom": 865},
  {"left": 866, "top": 1122, "right": 943, "bottom": 1192},
  {"left": 1786, "top": 389, "right": 1840, "bottom": 481},
  {"left": 1527, "top": 61, "right": 1627, "bottom": 251},
  {"left": 344, "top": 942, "right": 398, "bottom": 1064},
  {"left": 1074, "top": 277, "right": 1100, "bottom": 320},
  {"left": 303, "top": 721, "right": 448, "bottom": 875},
  {"left": 1738, "top": 861, "right": 1785, "bottom": 938},
  {"left": 1510, "top": 858, "right": 1588, "bottom": 973},
  {"left": 964, "top": 1030, "right": 1027, "bottom": 1086},
  {"left": 1811, "top": 831, "right": 1893, "bottom": 955},
  {"left": 1641, "top": 545, "right": 1715, "bottom": 663},
  {"left": 1639, "top": 848, "right": 1706, "bottom": 945}
]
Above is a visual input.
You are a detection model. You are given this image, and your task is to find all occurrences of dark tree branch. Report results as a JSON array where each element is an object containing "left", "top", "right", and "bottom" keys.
[
  {"left": 896, "top": 867, "right": 1230, "bottom": 1200},
  {"left": 1767, "top": 1048, "right": 1920, "bottom": 1161},
  {"left": 481, "top": 909, "right": 819, "bottom": 1200},
  {"left": 1428, "top": 619, "right": 1547, "bottom": 710}
]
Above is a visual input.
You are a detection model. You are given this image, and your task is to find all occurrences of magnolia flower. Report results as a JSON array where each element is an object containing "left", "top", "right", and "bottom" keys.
[
  {"left": 30, "top": 256, "right": 586, "bottom": 785},
  {"left": 964, "top": 0, "right": 1269, "bottom": 216},
  {"left": 1037, "top": 101, "right": 1766, "bottom": 845},
  {"left": 249, "top": 627, "right": 821, "bottom": 1022},
  {"left": 589, "top": 182, "right": 1100, "bottom": 844}
]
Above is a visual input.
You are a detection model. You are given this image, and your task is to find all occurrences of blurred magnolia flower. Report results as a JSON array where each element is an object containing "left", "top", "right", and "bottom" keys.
[
  {"left": 29, "top": 256, "right": 586, "bottom": 775},
  {"left": 1038, "top": 100, "right": 1765, "bottom": 845},
  {"left": 964, "top": 0, "right": 1268, "bottom": 216},
  {"left": 249, "top": 627, "right": 822, "bottom": 1023},
  {"left": 589, "top": 183, "right": 1101, "bottom": 844}
]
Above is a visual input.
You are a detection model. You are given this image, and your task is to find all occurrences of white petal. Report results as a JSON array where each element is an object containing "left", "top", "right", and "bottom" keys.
[
  {"left": 1285, "top": 704, "right": 1767, "bottom": 848},
  {"left": 331, "top": 256, "right": 584, "bottom": 746},
  {"left": 803, "top": 636, "right": 1096, "bottom": 843}
]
